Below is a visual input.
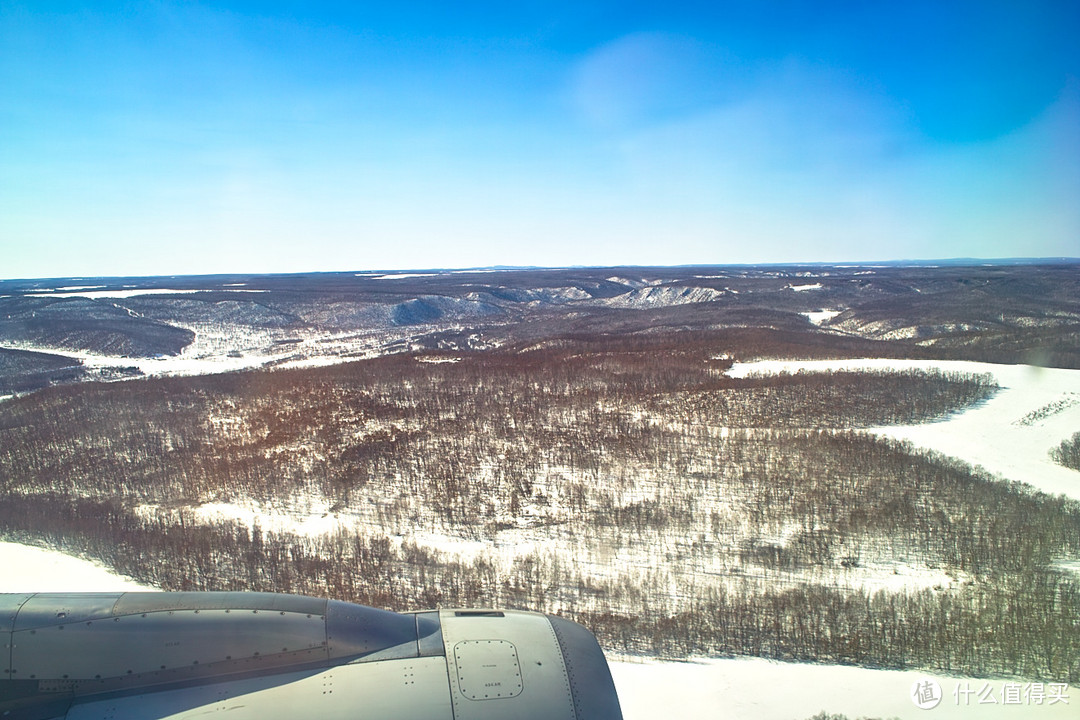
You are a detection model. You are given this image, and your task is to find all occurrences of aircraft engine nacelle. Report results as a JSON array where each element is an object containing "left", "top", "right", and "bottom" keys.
[{"left": 0, "top": 592, "right": 623, "bottom": 720}]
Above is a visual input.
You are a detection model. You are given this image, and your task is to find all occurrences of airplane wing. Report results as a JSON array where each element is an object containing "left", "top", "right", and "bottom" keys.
[{"left": 0, "top": 592, "right": 623, "bottom": 720}]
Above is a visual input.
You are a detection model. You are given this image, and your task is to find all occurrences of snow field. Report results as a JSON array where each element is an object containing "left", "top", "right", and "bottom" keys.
[
  {"left": 0, "top": 326, "right": 389, "bottom": 382},
  {"left": 0, "top": 541, "right": 152, "bottom": 592},
  {"left": 802, "top": 309, "right": 842, "bottom": 325},
  {"left": 609, "top": 655, "right": 1077, "bottom": 720}
]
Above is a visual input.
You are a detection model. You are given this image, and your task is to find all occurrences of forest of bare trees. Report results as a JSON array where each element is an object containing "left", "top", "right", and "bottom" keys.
[{"left": 1, "top": 332, "right": 1077, "bottom": 682}]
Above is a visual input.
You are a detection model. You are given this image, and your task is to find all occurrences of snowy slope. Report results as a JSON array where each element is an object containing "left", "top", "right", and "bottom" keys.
[
  {"left": 0, "top": 541, "right": 152, "bottom": 592},
  {"left": 601, "top": 286, "right": 726, "bottom": 308}
]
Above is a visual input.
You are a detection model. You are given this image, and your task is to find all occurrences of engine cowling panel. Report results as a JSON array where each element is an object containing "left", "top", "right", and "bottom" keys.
[{"left": 0, "top": 592, "right": 623, "bottom": 720}]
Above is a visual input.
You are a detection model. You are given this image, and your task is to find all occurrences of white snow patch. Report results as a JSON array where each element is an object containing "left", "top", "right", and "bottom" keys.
[
  {"left": 727, "top": 358, "right": 1080, "bottom": 500},
  {"left": 416, "top": 356, "right": 461, "bottom": 364},
  {"left": 370, "top": 273, "right": 439, "bottom": 280},
  {"left": 545, "top": 286, "right": 593, "bottom": 301},
  {"left": 25, "top": 289, "right": 201, "bottom": 298},
  {"left": 838, "top": 561, "right": 962, "bottom": 593},
  {"left": 801, "top": 309, "right": 841, "bottom": 325},
  {"left": 23, "top": 289, "right": 267, "bottom": 298},
  {"left": 403, "top": 532, "right": 490, "bottom": 558},
  {"left": 788, "top": 283, "right": 823, "bottom": 292},
  {"left": 0, "top": 344, "right": 274, "bottom": 378},
  {"left": 0, "top": 541, "right": 154, "bottom": 592},
  {"left": 190, "top": 501, "right": 349, "bottom": 537},
  {"left": 610, "top": 656, "right": 1077, "bottom": 720}
]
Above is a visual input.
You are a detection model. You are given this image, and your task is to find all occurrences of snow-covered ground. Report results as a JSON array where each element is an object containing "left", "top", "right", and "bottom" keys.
[
  {"left": 0, "top": 541, "right": 152, "bottom": 592},
  {"left": 0, "top": 343, "right": 287, "bottom": 378},
  {"left": 24, "top": 288, "right": 267, "bottom": 298},
  {"left": 370, "top": 272, "right": 439, "bottom": 280},
  {"left": 610, "top": 656, "right": 1076, "bottom": 720},
  {"left": 0, "top": 541, "right": 1072, "bottom": 719},
  {"left": 185, "top": 500, "right": 350, "bottom": 537},
  {"left": 728, "top": 358, "right": 1080, "bottom": 501},
  {"left": 801, "top": 309, "right": 842, "bottom": 325}
]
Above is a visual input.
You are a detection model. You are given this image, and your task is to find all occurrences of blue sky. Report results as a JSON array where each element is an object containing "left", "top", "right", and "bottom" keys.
[{"left": 2, "top": 1, "right": 1077, "bottom": 278}]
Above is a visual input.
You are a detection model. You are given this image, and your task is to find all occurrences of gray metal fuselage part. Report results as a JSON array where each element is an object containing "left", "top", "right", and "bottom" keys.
[{"left": 0, "top": 592, "right": 623, "bottom": 720}]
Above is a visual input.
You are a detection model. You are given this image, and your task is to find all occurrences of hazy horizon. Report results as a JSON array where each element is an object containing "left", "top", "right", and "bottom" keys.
[{"left": 3, "top": 255, "right": 1080, "bottom": 284}]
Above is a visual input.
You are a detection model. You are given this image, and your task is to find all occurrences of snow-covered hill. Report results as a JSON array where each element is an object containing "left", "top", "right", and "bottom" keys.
[{"left": 600, "top": 285, "right": 727, "bottom": 308}]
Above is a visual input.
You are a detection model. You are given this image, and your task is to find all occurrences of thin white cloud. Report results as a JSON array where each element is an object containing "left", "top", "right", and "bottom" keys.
[
  {"left": 572, "top": 32, "right": 739, "bottom": 130},
  {"left": 588, "top": 56, "right": 1079, "bottom": 260}
]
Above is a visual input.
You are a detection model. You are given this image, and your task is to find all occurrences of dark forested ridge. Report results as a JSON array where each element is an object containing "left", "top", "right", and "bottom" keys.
[
  {"left": 0, "top": 348, "right": 86, "bottom": 394},
  {"left": 0, "top": 296, "right": 195, "bottom": 358},
  {"left": 1, "top": 332, "right": 1078, "bottom": 682},
  {"left": 1, "top": 263, "right": 1078, "bottom": 386},
  {"left": 0, "top": 337, "right": 996, "bottom": 500}
]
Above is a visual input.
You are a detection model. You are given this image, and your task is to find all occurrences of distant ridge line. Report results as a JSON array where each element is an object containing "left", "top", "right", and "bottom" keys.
[{"left": 2, "top": 257, "right": 1078, "bottom": 284}]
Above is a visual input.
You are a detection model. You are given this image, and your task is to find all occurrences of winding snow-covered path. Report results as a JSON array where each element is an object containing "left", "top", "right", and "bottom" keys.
[{"left": 728, "top": 359, "right": 1080, "bottom": 501}]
